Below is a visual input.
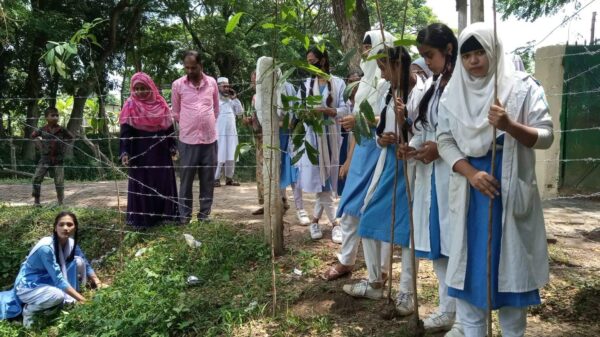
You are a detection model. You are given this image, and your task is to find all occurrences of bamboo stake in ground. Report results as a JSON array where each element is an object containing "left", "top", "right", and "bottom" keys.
[{"left": 487, "top": 1, "right": 500, "bottom": 335}]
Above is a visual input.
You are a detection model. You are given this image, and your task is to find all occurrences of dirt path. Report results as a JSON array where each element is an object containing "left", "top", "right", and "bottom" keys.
[{"left": 1, "top": 181, "right": 599, "bottom": 336}]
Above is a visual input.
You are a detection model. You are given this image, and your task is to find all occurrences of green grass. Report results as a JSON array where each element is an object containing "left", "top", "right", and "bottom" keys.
[{"left": 0, "top": 206, "right": 273, "bottom": 336}]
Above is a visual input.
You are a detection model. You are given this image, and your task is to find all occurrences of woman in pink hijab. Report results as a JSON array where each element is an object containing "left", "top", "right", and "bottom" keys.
[{"left": 119, "top": 72, "right": 179, "bottom": 228}]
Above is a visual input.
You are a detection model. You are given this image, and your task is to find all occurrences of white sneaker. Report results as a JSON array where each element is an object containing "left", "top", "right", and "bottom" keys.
[
  {"left": 296, "top": 209, "right": 311, "bottom": 226},
  {"left": 424, "top": 311, "right": 455, "bottom": 332},
  {"left": 395, "top": 291, "right": 414, "bottom": 316},
  {"left": 309, "top": 223, "right": 323, "bottom": 240},
  {"left": 342, "top": 280, "right": 383, "bottom": 300},
  {"left": 444, "top": 322, "right": 465, "bottom": 337},
  {"left": 331, "top": 225, "right": 343, "bottom": 244}
]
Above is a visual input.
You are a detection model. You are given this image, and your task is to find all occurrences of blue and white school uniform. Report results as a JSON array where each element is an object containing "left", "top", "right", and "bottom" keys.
[
  {"left": 297, "top": 76, "right": 347, "bottom": 223},
  {"left": 0, "top": 237, "right": 93, "bottom": 321},
  {"left": 437, "top": 23, "right": 554, "bottom": 337},
  {"left": 408, "top": 75, "right": 456, "bottom": 312},
  {"left": 357, "top": 85, "right": 411, "bottom": 283},
  {"left": 334, "top": 80, "right": 389, "bottom": 266}
]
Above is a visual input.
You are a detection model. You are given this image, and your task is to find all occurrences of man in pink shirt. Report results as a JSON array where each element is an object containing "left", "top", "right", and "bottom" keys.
[{"left": 172, "top": 50, "right": 219, "bottom": 223}]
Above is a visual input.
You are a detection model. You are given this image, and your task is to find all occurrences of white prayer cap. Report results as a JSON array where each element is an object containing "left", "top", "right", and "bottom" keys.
[{"left": 217, "top": 77, "right": 229, "bottom": 84}]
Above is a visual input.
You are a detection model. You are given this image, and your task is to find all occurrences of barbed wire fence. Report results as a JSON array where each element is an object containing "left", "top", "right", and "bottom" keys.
[{"left": 0, "top": 5, "right": 598, "bottom": 294}]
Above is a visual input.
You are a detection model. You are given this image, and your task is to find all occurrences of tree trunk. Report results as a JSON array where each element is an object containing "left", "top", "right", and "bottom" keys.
[
  {"left": 331, "top": 0, "right": 371, "bottom": 71},
  {"left": 457, "top": 0, "right": 468, "bottom": 33},
  {"left": 48, "top": 75, "right": 60, "bottom": 108},
  {"left": 21, "top": 52, "right": 42, "bottom": 161},
  {"left": 67, "top": 88, "right": 90, "bottom": 136},
  {"left": 470, "top": 0, "right": 484, "bottom": 23},
  {"left": 258, "top": 56, "right": 284, "bottom": 256}
]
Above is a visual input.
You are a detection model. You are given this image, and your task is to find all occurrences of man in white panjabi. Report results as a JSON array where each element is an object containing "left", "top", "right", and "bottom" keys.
[{"left": 214, "top": 77, "right": 243, "bottom": 186}]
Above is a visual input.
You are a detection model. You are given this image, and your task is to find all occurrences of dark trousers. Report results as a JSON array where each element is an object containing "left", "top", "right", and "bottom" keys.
[
  {"left": 32, "top": 160, "right": 64, "bottom": 203},
  {"left": 178, "top": 141, "right": 217, "bottom": 220}
]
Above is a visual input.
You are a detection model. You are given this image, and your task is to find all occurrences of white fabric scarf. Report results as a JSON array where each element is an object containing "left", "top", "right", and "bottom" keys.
[
  {"left": 312, "top": 78, "right": 340, "bottom": 187},
  {"left": 438, "top": 22, "right": 516, "bottom": 157},
  {"left": 57, "top": 237, "right": 74, "bottom": 281},
  {"left": 353, "top": 29, "right": 396, "bottom": 115}
]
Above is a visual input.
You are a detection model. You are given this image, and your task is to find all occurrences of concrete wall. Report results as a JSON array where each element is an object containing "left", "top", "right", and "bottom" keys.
[{"left": 534, "top": 45, "right": 565, "bottom": 199}]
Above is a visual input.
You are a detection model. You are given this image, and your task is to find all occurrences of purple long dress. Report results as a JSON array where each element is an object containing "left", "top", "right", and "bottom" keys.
[{"left": 120, "top": 123, "right": 179, "bottom": 227}]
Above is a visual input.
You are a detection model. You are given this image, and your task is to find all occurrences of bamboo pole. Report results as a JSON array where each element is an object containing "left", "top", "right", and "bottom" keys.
[{"left": 487, "top": 1, "right": 500, "bottom": 335}]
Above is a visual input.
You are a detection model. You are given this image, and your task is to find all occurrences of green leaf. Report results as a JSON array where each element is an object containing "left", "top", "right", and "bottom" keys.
[
  {"left": 292, "top": 122, "right": 305, "bottom": 149},
  {"left": 65, "top": 43, "right": 77, "bottom": 54},
  {"left": 234, "top": 142, "right": 253, "bottom": 161},
  {"left": 281, "top": 94, "right": 300, "bottom": 108},
  {"left": 343, "top": 81, "right": 360, "bottom": 102},
  {"left": 282, "top": 111, "right": 291, "bottom": 130},
  {"left": 289, "top": 60, "right": 331, "bottom": 80},
  {"left": 44, "top": 49, "right": 55, "bottom": 66},
  {"left": 304, "top": 141, "right": 319, "bottom": 165},
  {"left": 306, "top": 95, "right": 323, "bottom": 106},
  {"left": 311, "top": 119, "right": 323, "bottom": 135},
  {"left": 344, "top": 0, "right": 357, "bottom": 18},
  {"left": 276, "top": 67, "right": 295, "bottom": 89},
  {"left": 55, "top": 44, "right": 64, "bottom": 56},
  {"left": 262, "top": 23, "right": 275, "bottom": 29},
  {"left": 366, "top": 53, "right": 387, "bottom": 61},
  {"left": 354, "top": 115, "right": 368, "bottom": 145},
  {"left": 281, "top": 36, "right": 292, "bottom": 45},
  {"left": 291, "top": 149, "right": 305, "bottom": 165},
  {"left": 359, "top": 99, "right": 375, "bottom": 124},
  {"left": 144, "top": 268, "right": 159, "bottom": 278},
  {"left": 225, "top": 12, "right": 244, "bottom": 34},
  {"left": 338, "top": 48, "right": 357, "bottom": 70},
  {"left": 55, "top": 58, "right": 67, "bottom": 78},
  {"left": 393, "top": 39, "right": 417, "bottom": 47}
]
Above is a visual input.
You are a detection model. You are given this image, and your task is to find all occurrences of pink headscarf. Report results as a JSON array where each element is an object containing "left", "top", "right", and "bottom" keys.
[{"left": 119, "top": 72, "right": 172, "bottom": 132}]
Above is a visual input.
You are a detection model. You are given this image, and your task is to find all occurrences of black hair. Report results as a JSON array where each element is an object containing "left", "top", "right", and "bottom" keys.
[
  {"left": 305, "top": 46, "right": 333, "bottom": 108},
  {"left": 44, "top": 106, "right": 59, "bottom": 117},
  {"left": 52, "top": 211, "right": 79, "bottom": 264},
  {"left": 376, "top": 46, "right": 411, "bottom": 103},
  {"left": 415, "top": 23, "right": 458, "bottom": 129},
  {"left": 363, "top": 34, "right": 372, "bottom": 45},
  {"left": 460, "top": 36, "right": 484, "bottom": 54},
  {"left": 182, "top": 50, "right": 202, "bottom": 64},
  {"left": 375, "top": 46, "right": 412, "bottom": 138}
]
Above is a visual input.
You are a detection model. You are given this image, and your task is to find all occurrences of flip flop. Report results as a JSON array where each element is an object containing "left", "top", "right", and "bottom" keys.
[{"left": 322, "top": 263, "right": 353, "bottom": 281}]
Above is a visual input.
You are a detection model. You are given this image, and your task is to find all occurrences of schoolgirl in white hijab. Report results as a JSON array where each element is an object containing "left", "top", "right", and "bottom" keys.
[
  {"left": 297, "top": 46, "right": 348, "bottom": 241},
  {"left": 437, "top": 22, "right": 553, "bottom": 337},
  {"left": 323, "top": 29, "right": 397, "bottom": 281}
]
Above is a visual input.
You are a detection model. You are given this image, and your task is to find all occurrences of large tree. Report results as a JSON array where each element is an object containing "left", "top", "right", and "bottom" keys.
[{"left": 331, "top": 0, "right": 371, "bottom": 71}]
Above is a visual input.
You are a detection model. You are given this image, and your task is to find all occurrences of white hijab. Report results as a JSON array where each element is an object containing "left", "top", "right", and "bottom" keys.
[
  {"left": 439, "top": 22, "right": 516, "bottom": 157},
  {"left": 352, "top": 29, "right": 396, "bottom": 114},
  {"left": 412, "top": 57, "right": 433, "bottom": 78}
]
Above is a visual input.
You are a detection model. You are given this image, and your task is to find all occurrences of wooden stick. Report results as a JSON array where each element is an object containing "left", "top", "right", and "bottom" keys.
[
  {"left": 488, "top": 1, "right": 500, "bottom": 336},
  {"left": 374, "top": 1, "right": 423, "bottom": 335},
  {"left": 374, "top": 0, "right": 397, "bottom": 304}
]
